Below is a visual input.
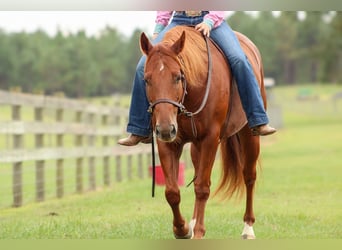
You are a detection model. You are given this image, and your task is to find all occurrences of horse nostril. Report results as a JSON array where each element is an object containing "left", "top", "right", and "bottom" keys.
[
  {"left": 155, "top": 125, "right": 161, "bottom": 137},
  {"left": 170, "top": 124, "right": 177, "bottom": 137}
]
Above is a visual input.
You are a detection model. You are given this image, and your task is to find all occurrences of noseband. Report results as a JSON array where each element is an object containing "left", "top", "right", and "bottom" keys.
[{"left": 147, "top": 35, "right": 212, "bottom": 135}]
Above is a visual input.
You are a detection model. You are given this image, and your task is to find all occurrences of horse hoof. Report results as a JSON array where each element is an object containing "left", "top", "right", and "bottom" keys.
[
  {"left": 241, "top": 234, "right": 256, "bottom": 240},
  {"left": 241, "top": 222, "right": 256, "bottom": 240},
  {"left": 174, "top": 219, "right": 196, "bottom": 239},
  {"left": 174, "top": 227, "right": 192, "bottom": 239}
]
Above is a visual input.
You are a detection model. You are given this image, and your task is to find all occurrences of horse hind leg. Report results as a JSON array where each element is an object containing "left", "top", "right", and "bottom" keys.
[{"left": 239, "top": 125, "right": 260, "bottom": 239}]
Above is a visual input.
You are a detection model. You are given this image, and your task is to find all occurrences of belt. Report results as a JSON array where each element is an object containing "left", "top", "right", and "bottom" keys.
[{"left": 174, "top": 11, "right": 203, "bottom": 17}]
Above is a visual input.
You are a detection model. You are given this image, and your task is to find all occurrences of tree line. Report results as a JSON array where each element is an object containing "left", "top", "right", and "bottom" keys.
[
  {"left": 229, "top": 11, "right": 342, "bottom": 85},
  {"left": 0, "top": 11, "right": 341, "bottom": 98}
]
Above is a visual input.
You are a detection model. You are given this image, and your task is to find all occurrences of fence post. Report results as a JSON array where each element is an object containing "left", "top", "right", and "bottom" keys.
[
  {"left": 138, "top": 153, "right": 143, "bottom": 179},
  {"left": 56, "top": 108, "right": 64, "bottom": 198},
  {"left": 127, "top": 155, "right": 132, "bottom": 180},
  {"left": 75, "top": 111, "right": 83, "bottom": 193},
  {"left": 101, "top": 111, "right": 110, "bottom": 186},
  {"left": 35, "top": 106, "right": 45, "bottom": 202},
  {"left": 112, "top": 96, "right": 121, "bottom": 142},
  {"left": 147, "top": 153, "right": 151, "bottom": 178},
  {"left": 12, "top": 104, "right": 23, "bottom": 207},
  {"left": 116, "top": 155, "right": 122, "bottom": 182},
  {"left": 87, "top": 112, "right": 96, "bottom": 191}
]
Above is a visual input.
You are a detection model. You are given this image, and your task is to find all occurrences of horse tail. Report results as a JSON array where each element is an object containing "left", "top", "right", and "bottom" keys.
[{"left": 214, "top": 134, "right": 245, "bottom": 200}]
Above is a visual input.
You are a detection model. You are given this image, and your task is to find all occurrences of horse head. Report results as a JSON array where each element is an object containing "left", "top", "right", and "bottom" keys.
[{"left": 140, "top": 31, "right": 187, "bottom": 142}]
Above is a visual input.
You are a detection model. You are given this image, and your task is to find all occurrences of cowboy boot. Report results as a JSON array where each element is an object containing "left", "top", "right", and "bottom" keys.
[
  {"left": 251, "top": 124, "right": 277, "bottom": 136},
  {"left": 118, "top": 134, "right": 152, "bottom": 146}
]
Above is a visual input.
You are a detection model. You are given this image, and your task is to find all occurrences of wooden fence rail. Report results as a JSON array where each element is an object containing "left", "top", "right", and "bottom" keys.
[{"left": 0, "top": 90, "right": 189, "bottom": 208}]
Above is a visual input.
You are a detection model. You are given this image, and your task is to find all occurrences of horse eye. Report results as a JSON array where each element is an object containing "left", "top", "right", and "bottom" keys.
[
  {"left": 175, "top": 75, "right": 182, "bottom": 83},
  {"left": 144, "top": 78, "right": 151, "bottom": 85}
]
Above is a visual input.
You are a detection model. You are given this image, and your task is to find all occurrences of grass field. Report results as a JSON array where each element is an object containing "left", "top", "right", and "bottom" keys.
[{"left": 0, "top": 84, "right": 341, "bottom": 239}]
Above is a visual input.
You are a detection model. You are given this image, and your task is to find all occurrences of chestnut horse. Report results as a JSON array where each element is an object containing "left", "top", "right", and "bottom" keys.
[{"left": 141, "top": 26, "right": 266, "bottom": 239}]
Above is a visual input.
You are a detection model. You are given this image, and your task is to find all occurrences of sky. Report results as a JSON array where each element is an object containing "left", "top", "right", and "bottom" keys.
[
  {"left": 0, "top": 11, "right": 234, "bottom": 38},
  {"left": 0, "top": 11, "right": 157, "bottom": 37}
]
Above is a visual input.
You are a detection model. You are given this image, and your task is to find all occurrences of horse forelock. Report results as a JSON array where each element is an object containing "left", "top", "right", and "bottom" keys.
[
  {"left": 145, "top": 44, "right": 181, "bottom": 76},
  {"left": 159, "top": 26, "right": 208, "bottom": 87}
]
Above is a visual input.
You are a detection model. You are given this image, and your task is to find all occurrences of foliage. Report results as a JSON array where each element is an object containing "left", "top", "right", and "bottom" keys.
[
  {"left": 228, "top": 11, "right": 342, "bottom": 85},
  {"left": 0, "top": 25, "right": 143, "bottom": 97},
  {"left": 0, "top": 12, "right": 341, "bottom": 97}
]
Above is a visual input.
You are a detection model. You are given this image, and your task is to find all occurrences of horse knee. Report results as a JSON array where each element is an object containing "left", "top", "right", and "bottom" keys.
[
  {"left": 165, "top": 188, "right": 180, "bottom": 206},
  {"left": 194, "top": 185, "right": 210, "bottom": 200}
]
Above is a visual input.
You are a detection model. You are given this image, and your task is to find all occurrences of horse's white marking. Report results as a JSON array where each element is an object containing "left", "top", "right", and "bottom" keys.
[
  {"left": 189, "top": 218, "right": 196, "bottom": 239},
  {"left": 173, "top": 219, "right": 195, "bottom": 239},
  {"left": 159, "top": 61, "right": 164, "bottom": 72},
  {"left": 241, "top": 222, "right": 256, "bottom": 239}
]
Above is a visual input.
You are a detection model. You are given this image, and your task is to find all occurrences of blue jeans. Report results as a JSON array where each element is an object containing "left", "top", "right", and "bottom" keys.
[{"left": 126, "top": 12, "right": 269, "bottom": 137}]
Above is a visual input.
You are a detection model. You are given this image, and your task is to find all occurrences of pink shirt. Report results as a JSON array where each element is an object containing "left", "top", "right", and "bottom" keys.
[{"left": 154, "top": 11, "right": 225, "bottom": 34}]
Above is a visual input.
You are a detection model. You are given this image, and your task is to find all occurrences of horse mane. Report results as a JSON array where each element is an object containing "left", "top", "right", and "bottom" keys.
[{"left": 160, "top": 26, "right": 208, "bottom": 87}]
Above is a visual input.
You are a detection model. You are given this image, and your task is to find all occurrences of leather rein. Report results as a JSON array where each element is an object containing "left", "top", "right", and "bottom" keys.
[{"left": 147, "top": 35, "right": 212, "bottom": 138}]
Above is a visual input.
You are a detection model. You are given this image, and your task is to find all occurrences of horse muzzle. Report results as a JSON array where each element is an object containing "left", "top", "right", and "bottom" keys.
[{"left": 155, "top": 123, "right": 177, "bottom": 142}]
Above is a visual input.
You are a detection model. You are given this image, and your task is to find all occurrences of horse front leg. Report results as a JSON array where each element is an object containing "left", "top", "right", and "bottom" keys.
[
  {"left": 157, "top": 142, "right": 191, "bottom": 239},
  {"left": 191, "top": 137, "right": 219, "bottom": 239}
]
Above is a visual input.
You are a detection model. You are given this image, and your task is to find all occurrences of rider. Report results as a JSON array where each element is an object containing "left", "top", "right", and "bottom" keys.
[{"left": 118, "top": 11, "right": 276, "bottom": 146}]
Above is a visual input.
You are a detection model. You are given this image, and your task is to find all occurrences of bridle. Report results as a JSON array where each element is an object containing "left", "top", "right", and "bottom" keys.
[
  {"left": 149, "top": 35, "right": 212, "bottom": 198},
  {"left": 147, "top": 35, "right": 213, "bottom": 138},
  {"left": 147, "top": 73, "right": 188, "bottom": 115}
]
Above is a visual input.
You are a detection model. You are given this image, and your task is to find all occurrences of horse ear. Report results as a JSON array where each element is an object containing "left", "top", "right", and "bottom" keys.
[
  {"left": 171, "top": 31, "right": 186, "bottom": 55},
  {"left": 140, "top": 32, "right": 153, "bottom": 55}
]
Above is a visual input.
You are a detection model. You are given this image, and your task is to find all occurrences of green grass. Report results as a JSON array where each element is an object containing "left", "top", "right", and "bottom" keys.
[{"left": 0, "top": 83, "right": 341, "bottom": 239}]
